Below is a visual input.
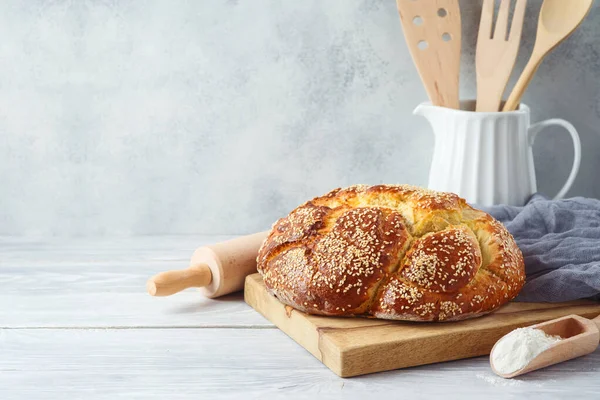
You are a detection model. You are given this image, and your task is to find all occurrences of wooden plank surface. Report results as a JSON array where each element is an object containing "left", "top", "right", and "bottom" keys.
[
  {"left": 2, "top": 236, "right": 600, "bottom": 399},
  {"left": 0, "top": 236, "right": 271, "bottom": 328},
  {"left": 245, "top": 273, "right": 600, "bottom": 377},
  {"left": 1, "top": 329, "right": 599, "bottom": 400}
]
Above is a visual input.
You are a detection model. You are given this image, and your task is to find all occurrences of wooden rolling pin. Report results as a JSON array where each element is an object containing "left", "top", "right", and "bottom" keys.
[{"left": 147, "top": 231, "right": 269, "bottom": 298}]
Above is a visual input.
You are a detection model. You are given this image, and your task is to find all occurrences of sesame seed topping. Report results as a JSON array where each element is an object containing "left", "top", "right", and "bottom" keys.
[{"left": 257, "top": 184, "right": 524, "bottom": 322}]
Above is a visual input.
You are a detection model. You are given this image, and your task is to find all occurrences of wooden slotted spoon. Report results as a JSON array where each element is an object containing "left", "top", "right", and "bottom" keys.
[
  {"left": 502, "top": 0, "right": 593, "bottom": 111},
  {"left": 396, "top": 0, "right": 461, "bottom": 109},
  {"left": 476, "top": 0, "right": 527, "bottom": 112},
  {"left": 491, "top": 313, "right": 600, "bottom": 378}
]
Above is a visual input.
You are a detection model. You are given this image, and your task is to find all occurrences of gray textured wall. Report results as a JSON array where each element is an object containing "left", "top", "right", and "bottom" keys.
[{"left": 1, "top": 0, "right": 599, "bottom": 236}]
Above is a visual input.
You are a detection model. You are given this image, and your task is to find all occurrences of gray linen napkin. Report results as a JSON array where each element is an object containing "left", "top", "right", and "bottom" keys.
[{"left": 479, "top": 194, "right": 600, "bottom": 303}]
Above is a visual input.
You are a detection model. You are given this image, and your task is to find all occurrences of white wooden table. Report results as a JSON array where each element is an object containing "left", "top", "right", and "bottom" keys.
[{"left": 1, "top": 236, "right": 598, "bottom": 399}]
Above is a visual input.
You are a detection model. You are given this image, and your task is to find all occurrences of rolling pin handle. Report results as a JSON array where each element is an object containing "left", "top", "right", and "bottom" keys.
[
  {"left": 147, "top": 264, "right": 213, "bottom": 296},
  {"left": 593, "top": 314, "right": 600, "bottom": 338}
]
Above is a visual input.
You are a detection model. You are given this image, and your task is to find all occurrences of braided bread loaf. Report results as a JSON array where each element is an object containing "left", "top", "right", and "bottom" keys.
[{"left": 257, "top": 184, "right": 525, "bottom": 322}]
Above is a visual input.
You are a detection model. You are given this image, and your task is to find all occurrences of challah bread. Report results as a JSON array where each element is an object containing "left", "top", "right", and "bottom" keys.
[{"left": 257, "top": 184, "right": 525, "bottom": 322}]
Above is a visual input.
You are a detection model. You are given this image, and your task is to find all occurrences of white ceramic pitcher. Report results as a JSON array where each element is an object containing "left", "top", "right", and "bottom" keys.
[{"left": 415, "top": 100, "right": 581, "bottom": 206}]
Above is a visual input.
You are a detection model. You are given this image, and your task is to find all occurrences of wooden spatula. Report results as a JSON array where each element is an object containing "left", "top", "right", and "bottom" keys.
[
  {"left": 476, "top": 0, "right": 527, "bottom": 112},
  {"left": 396, "top": 0, "right": 461, "bottom": 109},
  {"left": 502, "top": 0, "right": 593, "bottom": 111},
  {"left": 491, "top": 313, "right": 600, "bottom": 378}
]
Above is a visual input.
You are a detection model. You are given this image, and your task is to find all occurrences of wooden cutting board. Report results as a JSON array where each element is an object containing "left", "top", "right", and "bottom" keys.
[{"left": 244, "top": 273, "right": 600, "bottom": 377}]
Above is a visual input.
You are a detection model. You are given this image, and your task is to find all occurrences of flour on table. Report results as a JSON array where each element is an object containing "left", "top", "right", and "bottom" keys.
[
  {"left": 475, "top": 373, "right": 523, "bottom": 387},
  {"left": 491, "top": 327, "right": 562, "bottom": 375}
]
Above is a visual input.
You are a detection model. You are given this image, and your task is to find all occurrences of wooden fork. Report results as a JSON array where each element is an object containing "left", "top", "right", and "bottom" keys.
[{"left": 475, "top": 0, "right": 527, "bottom": 112}]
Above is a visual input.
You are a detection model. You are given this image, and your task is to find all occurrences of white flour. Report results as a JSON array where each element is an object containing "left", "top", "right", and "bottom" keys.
[{"left": 491, "top": 327, "right": 562, "bottom": 375}]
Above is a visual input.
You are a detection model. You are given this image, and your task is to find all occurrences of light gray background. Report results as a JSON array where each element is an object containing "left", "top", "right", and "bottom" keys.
[{"left": 0, "top": 0, "right": 598, "bottom": 236}]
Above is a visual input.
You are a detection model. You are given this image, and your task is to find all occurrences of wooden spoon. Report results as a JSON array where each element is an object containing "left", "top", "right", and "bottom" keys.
[
  {"left": 502, "top": 0, "right": 593, "bottom": 111},
  {"left": 490, "top": 314, "right": 600, "bottom": 378},
  {"left": 475, "top": 0, "right": 527, "bottom": 112},
  {"left": 396, "top": 0, "right": 461, "bottom": 109}
]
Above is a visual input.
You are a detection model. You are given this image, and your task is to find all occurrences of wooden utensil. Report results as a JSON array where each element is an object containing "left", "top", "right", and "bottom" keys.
[
  {"left": 476, "top": 0, "right": 527, "bottom": 112},
  {"left": 245, "top": 273, "right": 600, "bottom": 377},
  {"left": 396, "top": 0, "right": 461, "bottom": 109},
  {"left": 147, "top": 231, "right": 268, "bottom": 298},
  {"left": 490, "top": 313, "right": 600, "bottom": 378},
  {"left": 502, "top": 0, "right": 593, "bottom": 111}
]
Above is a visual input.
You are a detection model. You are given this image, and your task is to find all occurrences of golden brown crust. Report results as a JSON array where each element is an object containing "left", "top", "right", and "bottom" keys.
[{"left": 257, "top": 184, "right": 525, "bottom": 322}]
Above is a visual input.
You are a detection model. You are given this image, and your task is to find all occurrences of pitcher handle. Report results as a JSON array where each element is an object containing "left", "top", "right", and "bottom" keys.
[{"left": 528, "top": 119, "right": 581, "bottom": 200}]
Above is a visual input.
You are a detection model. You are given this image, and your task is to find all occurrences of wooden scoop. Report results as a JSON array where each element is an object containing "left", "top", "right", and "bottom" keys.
[
  {"left": 147, "top": 231, "right": 269, "bottom": 298},
  {"left": 502, "top": 0, "right": 593, "bottom": 111},
  {"left": 490, "top": 314, "right": 600, "bottom": 378},
  {"left": 396, "top": 0, "right": 461, "bottom": 109}
]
